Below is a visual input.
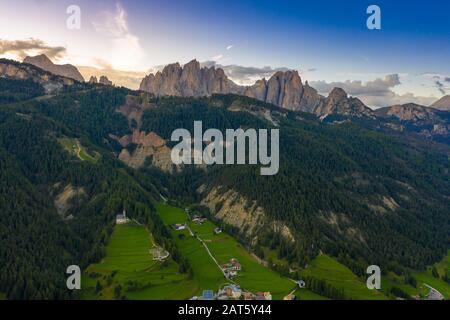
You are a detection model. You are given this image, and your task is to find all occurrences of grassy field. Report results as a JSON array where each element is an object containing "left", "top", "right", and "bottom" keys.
[
  {"left": 298, "top": 254, "right": 388, "bottom": 300},
  {"left": 78, "top": 148, "right": 98, "bottom": 162},
  {"left": 81, "top": 222, "right": 197, "bottom": 300},
  {"left": 155, "top": 202, "right": 299, "bottom": 299},
  {"left": 436, "top": 250, "right": 450, "bottom": 276},
  {"left": 380, "top": 250, "right": 450, "bottom": 299},
  {"left": 0, "top": 292, "right": 6, "bottom": 300},
  {"left": 81, "top": 202, "right": 448, "bottom": 301},
  {"left": 155, "top": 203, "right": 234, "bottom": 293},
  {"left": 294, "top": 288, "right": 329, "bottom": 300}
]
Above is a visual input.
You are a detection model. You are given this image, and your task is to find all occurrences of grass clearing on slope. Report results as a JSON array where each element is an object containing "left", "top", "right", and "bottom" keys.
[
  {"left": 294, "top": 288, "right": 329, "bottom": 300},
  {"left": 57, "top": 137, "right": 99, "bottom": 163},
  {"left": 299, "top": 254, "right": 387, "bottom": 300},
  {"left": 412, "top": 250, "right": 450, "bottom": 299},
  {"left": 382, "top": 250, "right": 450, "bottom": 299}
]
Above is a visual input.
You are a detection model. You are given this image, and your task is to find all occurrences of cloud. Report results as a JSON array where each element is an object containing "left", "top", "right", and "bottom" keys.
[
  {"left": 211, "top": 54, "right": 224, "bottom": 62},
  {"left": 77, "top": 64, "right": 145, "bottom": 90},
  {"left": 224, "top": 65, "right": 290, "bottom": 85},
  {"left": 445, "top": 77, "right": 450, "bottom": 82},
  {"left": 0, "top": 38, "right": 66, "bottom": 60},
  {"left": 92, "top": 2, "right": 143, "bottom": 71},
  {"left": 226, "top": 45, "right": 234, "bottom": 50},
  {"left": 311, "top": 74, "right": 401, "bottom": 97},
  {"left": 311, "top": 74, "right": 436, "bottom": 108},
  {"left": 92, "top": 3, "right": 129, "bottom": 38},
  {"left": 199, "top": 61, "right": 290, "bottom": 85},
  {"left": 362, "top": 92, "right": 437, "bottom": 108}
]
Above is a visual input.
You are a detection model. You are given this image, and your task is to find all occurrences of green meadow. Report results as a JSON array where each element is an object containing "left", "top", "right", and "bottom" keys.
[
  {"left": 299, "top": 254, "right": 388, "bottom": 300},
  {"left": 57, "top": 137, "right": 99, "bottom": 163},
  {"left": 154, "top": 203, "right": 231, "bottom": 292},
  {"left": 81, "top": 202, "right": 448, "bottom": 301},
  {"left": 81, "top": 222, "right": 197, "bottom": 300},
  {"left": 294, "top": 288, "right": 329, "bottom": 300}
]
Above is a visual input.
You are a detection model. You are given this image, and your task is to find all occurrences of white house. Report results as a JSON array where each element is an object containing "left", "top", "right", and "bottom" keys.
[
  {"left": 116, "top": 210, "right": 129, "bottom": 224},
  {"left": 172, "top": 223, "right": 187, "bottom": 231}
]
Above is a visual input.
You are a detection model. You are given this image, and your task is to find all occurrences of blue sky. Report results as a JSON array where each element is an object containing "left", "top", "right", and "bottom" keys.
[{"left": 0, "top": 0, "right": 449, "bottom": 106}]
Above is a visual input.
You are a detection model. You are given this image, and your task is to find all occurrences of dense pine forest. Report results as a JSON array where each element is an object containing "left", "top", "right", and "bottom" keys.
[
  {"left": 0, "top": 81, "right": 172, "bottom": 299},
  {"left": 139, "top": 96, "right": 450, "bottom": 272}
]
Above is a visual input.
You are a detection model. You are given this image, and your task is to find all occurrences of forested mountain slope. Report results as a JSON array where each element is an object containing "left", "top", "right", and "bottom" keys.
[
  {"left": 138, "top": 95, "right": 450, "bottom": 272},
  {"left": 0, "top": 80, "right": 167, "bottom": 299}
]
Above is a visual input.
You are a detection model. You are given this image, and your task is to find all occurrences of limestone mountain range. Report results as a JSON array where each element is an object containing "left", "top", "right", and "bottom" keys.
[
  {"left": 139, "top": 59, "right": 338, "bottom": 115},
  {"left": 1, "top": 55, "right": 448, "bottom": 126},
  {"left": 140, "top": 59, "right": 443, "bottom": 120}
]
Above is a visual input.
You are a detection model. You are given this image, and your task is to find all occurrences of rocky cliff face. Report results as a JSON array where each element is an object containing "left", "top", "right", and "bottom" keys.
[
  {"left": 118, "top": 130, "right": 173, "bottom": 171},
  {"left": 140, "top": 59, "right": 241, "bottom": 97},
  {"left": 314, "top": 88, "right": 375, "bottom": 118},
  {"left": 200, "top": 186, "right": 295, "bottom": 244},
  {"left": 89, "top": 76, "right": 98, "bottom": 84},
  {"left": 139, "top": 59, "right": 387, "bottom": 118},
  {"left": 140, "top": 59, "right": 334, "bottom": 114},
  {"left": 375, "top": 103, "right": 440, "bottom": 122},
  {"left": 245, "top": 71, "right": 304, "bottom": 109},
  {"left": 99, "top": 76, "right": 113, "bottom": 86},
  {"left": 112, "top": 95, "right": 172, "bottom": 171},
  {"left": 431, "top": 95, "right": 450, "bottom": 111},
  {"left": 23, "top": 54, "right": 84, "bottom": 82},
  {"left": 375, "top": 103, "right": 450, "bottom": 137}
]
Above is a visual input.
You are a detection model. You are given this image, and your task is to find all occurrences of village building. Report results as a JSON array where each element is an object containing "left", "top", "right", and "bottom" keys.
[
  {"left": 255, "top": 292, "right": 266, "bottom": 300},
  {"left": 224, "top": 270, "right": 238, "bottom": 279},
  {"left": 149, "top": 245, "right": 170, "bottom": 261},
  {"left": 217, "top": 293, "right": 229, "bottom": 300},
  {"left": 243, "top": 292, "right": 254, "bottom": 300},
  {"left": 295, "top": 279, "right": 306, "bottom": 288},
  {"left": 221, "top": 258, "right": 242, "bottom": 279},
  {"left": 221, "top": 285, "right": 242, "bottom": 299},
  {"left": 192, "top": 216, "right": 207, "bottom": 225},
  {"left": 201, "top": 290, "right": 215, "bottom": 300},
  {"left": 264, "top": 292, "right": 272, "bottom": 300}
]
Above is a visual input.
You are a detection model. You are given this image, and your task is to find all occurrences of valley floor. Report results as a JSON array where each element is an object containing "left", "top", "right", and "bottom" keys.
[{"left": 81, "top": 202, "right": 449, "bottom": 300}]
